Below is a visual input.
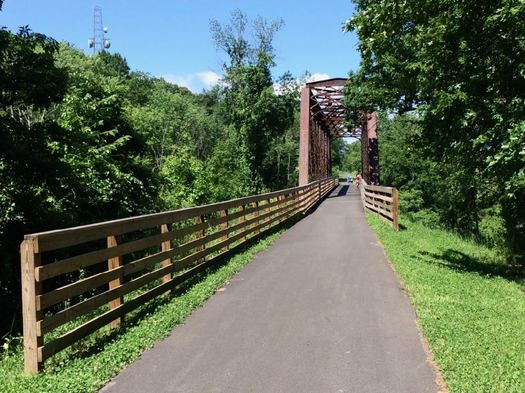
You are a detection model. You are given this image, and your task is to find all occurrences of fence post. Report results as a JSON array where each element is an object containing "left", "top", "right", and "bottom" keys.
[
  {"left": 304, "top": 185, "right": 313, "bottom": 212},
  {"left": 107, "top": 235, "right": 123, "bottom": 328},
  {"left": 21, "top": 239, "right": 42, "bottom": 374},
  {"left": 195, "top": 215, "right": 205, "bottom": 263},
  {"left": 318, "top": 181, "right": 322, "bottom": 202},
  {"left": 160, "top": 224, "right": 172, "bottom": 293},
  {"left": 392, "top": 188, "right": 399, "bottom": 230},
  {"left": 239, "top": 205, "right": 246, "bottom": 242},
  {"left": 360, "top": 184, "right": 367, "bottom": 210},
  {"left": 277, "top": 195, "right": 284, "bottom": 223},
  {"left": 253, "top": 201, "right": 260, "bottom": 234},
  {"left": 220, "top": 209, "right": 229, "bottom": 251},
  {"left": 265, "top": 198, "right": 271, "bottom": 225}
]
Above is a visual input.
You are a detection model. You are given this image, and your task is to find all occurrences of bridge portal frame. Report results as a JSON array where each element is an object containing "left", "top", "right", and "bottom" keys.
[{"left": 298, "top": 78, "right": 379, "bottom": 186}]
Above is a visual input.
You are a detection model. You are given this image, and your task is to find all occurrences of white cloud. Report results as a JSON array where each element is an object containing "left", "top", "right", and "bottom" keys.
[
  {"left": 160, "top": 70, "right": 222, "bottom": 92},
  {"left": 305, "top": 73, "right": 331, "bottom": 83},
  {"left": 273, "top": 72, "right": 332, "bottom": 95},
  {"left": 196, "top": 71, "right": 220, "bottom": 89},
  {"left": 161, "top": 74, "right": 194, "bottom": 89}
]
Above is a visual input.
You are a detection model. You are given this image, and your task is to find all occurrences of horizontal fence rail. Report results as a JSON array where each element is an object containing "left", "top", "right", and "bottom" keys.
[
  {"left": 20, "top": 176, "right": 338, "bottom": 373},
  {"left": 359, "top": 180, "right": 399, "bottom": 230}
]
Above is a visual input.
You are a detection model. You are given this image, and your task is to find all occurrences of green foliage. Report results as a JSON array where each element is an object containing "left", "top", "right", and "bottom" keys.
[
  {"left": 54, "top": 45, "right": 158, "bottom": 219},
  {"left": 159, "top": 147, "right": 205, "bottom": 209},
  {"left": 210, "top": 10, "right": 298, "bottom": 193},
  {"left": 329, "top": 138, "right": 362, "bottom": 177},
  {"left": 367, "top": 215, "right": 525, "bottom": 392},
  {"left": 345, "top": 0, "right": 525, "bottom": 260},
  {"left": 343, "top": 140, "right": 362, "bottom": 176},
  {"left": 330, "top": 138, "right": 347, "bottom": 174},
  {"left": 203, "top": 126, "right": 256, "bottom": 202},
  {"left": 0, "top": 26, "right": 69, "bottom": 335},
  {"left": 0, "top": 9, "right": 302, "bottom": 339}
]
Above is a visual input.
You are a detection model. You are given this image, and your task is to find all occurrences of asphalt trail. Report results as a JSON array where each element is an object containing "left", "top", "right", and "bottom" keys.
[{"left": 101, "top": 184, "right": 437, "bottom": 393}]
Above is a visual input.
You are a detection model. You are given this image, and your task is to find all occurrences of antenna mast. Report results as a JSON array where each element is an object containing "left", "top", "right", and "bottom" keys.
[{"left": 88, "top": 6, "right": 111, "bottom": 54}]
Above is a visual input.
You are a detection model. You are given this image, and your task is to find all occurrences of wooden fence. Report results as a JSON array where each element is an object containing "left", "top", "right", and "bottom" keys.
[
  {"left": 20, "top": 177, "right": 337, "bottom": 373},
  {"left": 359, "top": 179, "right": 399, "bottom": 230}
]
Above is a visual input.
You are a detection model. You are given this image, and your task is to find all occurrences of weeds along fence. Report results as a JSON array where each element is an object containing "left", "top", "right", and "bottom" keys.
[
  {"left": 20, "top": 177, "right": 338, "bottom": 373},
  {"left": 359, "top": 179, "right": 399, "bottom": 230}
]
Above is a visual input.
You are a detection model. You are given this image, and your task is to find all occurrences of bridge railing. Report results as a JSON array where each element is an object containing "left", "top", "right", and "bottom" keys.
[
  {"left": 20, "top": 176, "right": 338, "bottom": 373},
  {"left": 359, "top": 179, "right": 399, "bottom": 230}
]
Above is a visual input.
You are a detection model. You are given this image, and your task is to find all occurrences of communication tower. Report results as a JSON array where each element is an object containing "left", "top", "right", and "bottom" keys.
[{"left": 87, "top": 6, "right": 111, "bottom": 54}]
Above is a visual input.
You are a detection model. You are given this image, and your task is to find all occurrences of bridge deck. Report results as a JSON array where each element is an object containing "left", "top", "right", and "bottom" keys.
[{"left": 101, "top": 184, "right": 437, "bottom": 393}]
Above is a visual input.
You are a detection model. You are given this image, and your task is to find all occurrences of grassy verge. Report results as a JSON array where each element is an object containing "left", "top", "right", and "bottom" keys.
[
  {"left": 367, "top": 215, "right": 525, "bottom": 393},
  {"left": 0, "top": 229, "right": 285, "bottom": 393}
]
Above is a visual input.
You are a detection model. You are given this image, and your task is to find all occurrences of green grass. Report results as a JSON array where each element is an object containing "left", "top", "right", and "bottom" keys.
[
  {"left": 0, "top": 230, "right": 285, "bottom": 393},
  {"left": 367, "top": 215, "right": 525, "bottom": 393}
]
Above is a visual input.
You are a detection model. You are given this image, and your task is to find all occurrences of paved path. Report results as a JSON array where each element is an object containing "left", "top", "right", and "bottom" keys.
[{"left": 101, "top": 184, "right": 437, "bottom": 393}]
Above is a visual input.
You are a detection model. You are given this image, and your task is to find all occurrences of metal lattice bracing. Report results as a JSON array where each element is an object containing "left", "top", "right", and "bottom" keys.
[{"left": 299, "top": 77, "right": 379, "bottom": 186}]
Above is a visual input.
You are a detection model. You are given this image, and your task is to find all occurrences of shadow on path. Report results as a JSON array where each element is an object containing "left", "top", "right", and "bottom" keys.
[{"left": 328, "top": 184, "right": 349, "bottom": 197}]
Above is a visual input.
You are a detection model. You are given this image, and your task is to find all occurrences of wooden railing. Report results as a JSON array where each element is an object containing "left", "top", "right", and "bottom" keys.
[
  {"left": 359, "top": 179, "right": 399, "bottom": 230},
  {"left": 20, "top": 176, "right": 338, "bottom": 373}
]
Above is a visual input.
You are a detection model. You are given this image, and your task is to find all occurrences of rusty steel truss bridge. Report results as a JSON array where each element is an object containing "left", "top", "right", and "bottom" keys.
[{"left": 298, "top": 78, "right": 379, "bottom": 186}]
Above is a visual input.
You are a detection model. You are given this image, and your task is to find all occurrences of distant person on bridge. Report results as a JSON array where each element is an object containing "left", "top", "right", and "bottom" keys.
[
  {"left": 355, "top": 174, "right": 361, "bottom": 187},
  {"left": 347, "top": 174, "right": 353, "bottom": 184}
]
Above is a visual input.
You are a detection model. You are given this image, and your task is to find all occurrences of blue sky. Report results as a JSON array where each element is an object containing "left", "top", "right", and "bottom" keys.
[{"left": 1, "top": 0, "right": 360, "bottom": 92}]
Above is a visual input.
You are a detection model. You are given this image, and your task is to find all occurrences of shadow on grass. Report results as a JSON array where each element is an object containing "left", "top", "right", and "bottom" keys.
[
  {"left": 62, "top": 215, "right": 303, "bottom": 363},
  {"left": 419, "top": 249, "right": 525, "bottom": 284}
]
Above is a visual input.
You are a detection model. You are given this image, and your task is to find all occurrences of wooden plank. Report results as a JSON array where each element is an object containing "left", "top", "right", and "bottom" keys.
[
  {"left": 36, "top": 220, "right": 209, "bottom": 282},
  {"left": 38, "top": 244, "right": 175, "bottom": 311},
  {"left": 303, "top": 187, "right": 315, "bottom": 212},
  {"left": 41, "top": 227, "right": 274, "bottom": 362},
  {"left": 21, "top": 240, "right": 42, "bottom": 374},
  {"left": 364, "top": 184, "right": 393, "bottom": 194},
  {"left": 39, "top": 260, "right": 174, "bottom": 334},
  {"left": 365, "top": 201, "right": 394, "bottom": 220},
  {"left": 41, "top": 270, "right": 183, "bottom": 361},
  {"left": 41, "top": 195, "right": 306, "bottom": 354},
  {"left": 29, "top": 183, "right": 317, "bottom": 253},
  {"left": 31, "top": 178, "right": 337, "bottom": 366},
  {"left": 39, "top": 243, "right": 215, "bottom": 335},
  {"left": 302, "top": 185, "right": 320, "bottom": 212},
  {"left": 364, "top": 190, "right": 393, "bottom": 203},
  {"left": 364, "top": 195, "right": 393, "bottom": 212},
  {"left": 392, "top": 188, "right": 399, "bottom": 230},
  {"left": 107, "top": 235, "right": 123, "bottom": 328},
  {"left": 37, "top": 201, "right": 296, "bottom": 312},
  {"left": 300, "top": 187, "right": 313, "bottom": 211},
  {"left": 364, "top": 200, "right": 393, "bottom": 217}
]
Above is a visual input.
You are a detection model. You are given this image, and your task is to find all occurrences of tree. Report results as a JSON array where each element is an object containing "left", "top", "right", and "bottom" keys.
[
  {"left": 0, "top": 26, "right": 68, "bottom": 336},
  {"left": 331, "top": 138, "right": 349, "bottom": 174},
  {"left": 209, "top": 9, "right": 294, "bottom": 193},
  {"left": 342, "top": 140, "right": 362, "bottom": 176},
  {"left": 345, "top": 0, "right": 525, "bottom": 259},
  {"left": 53, "top": 45, "right": 159, "bottom": 221}
]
